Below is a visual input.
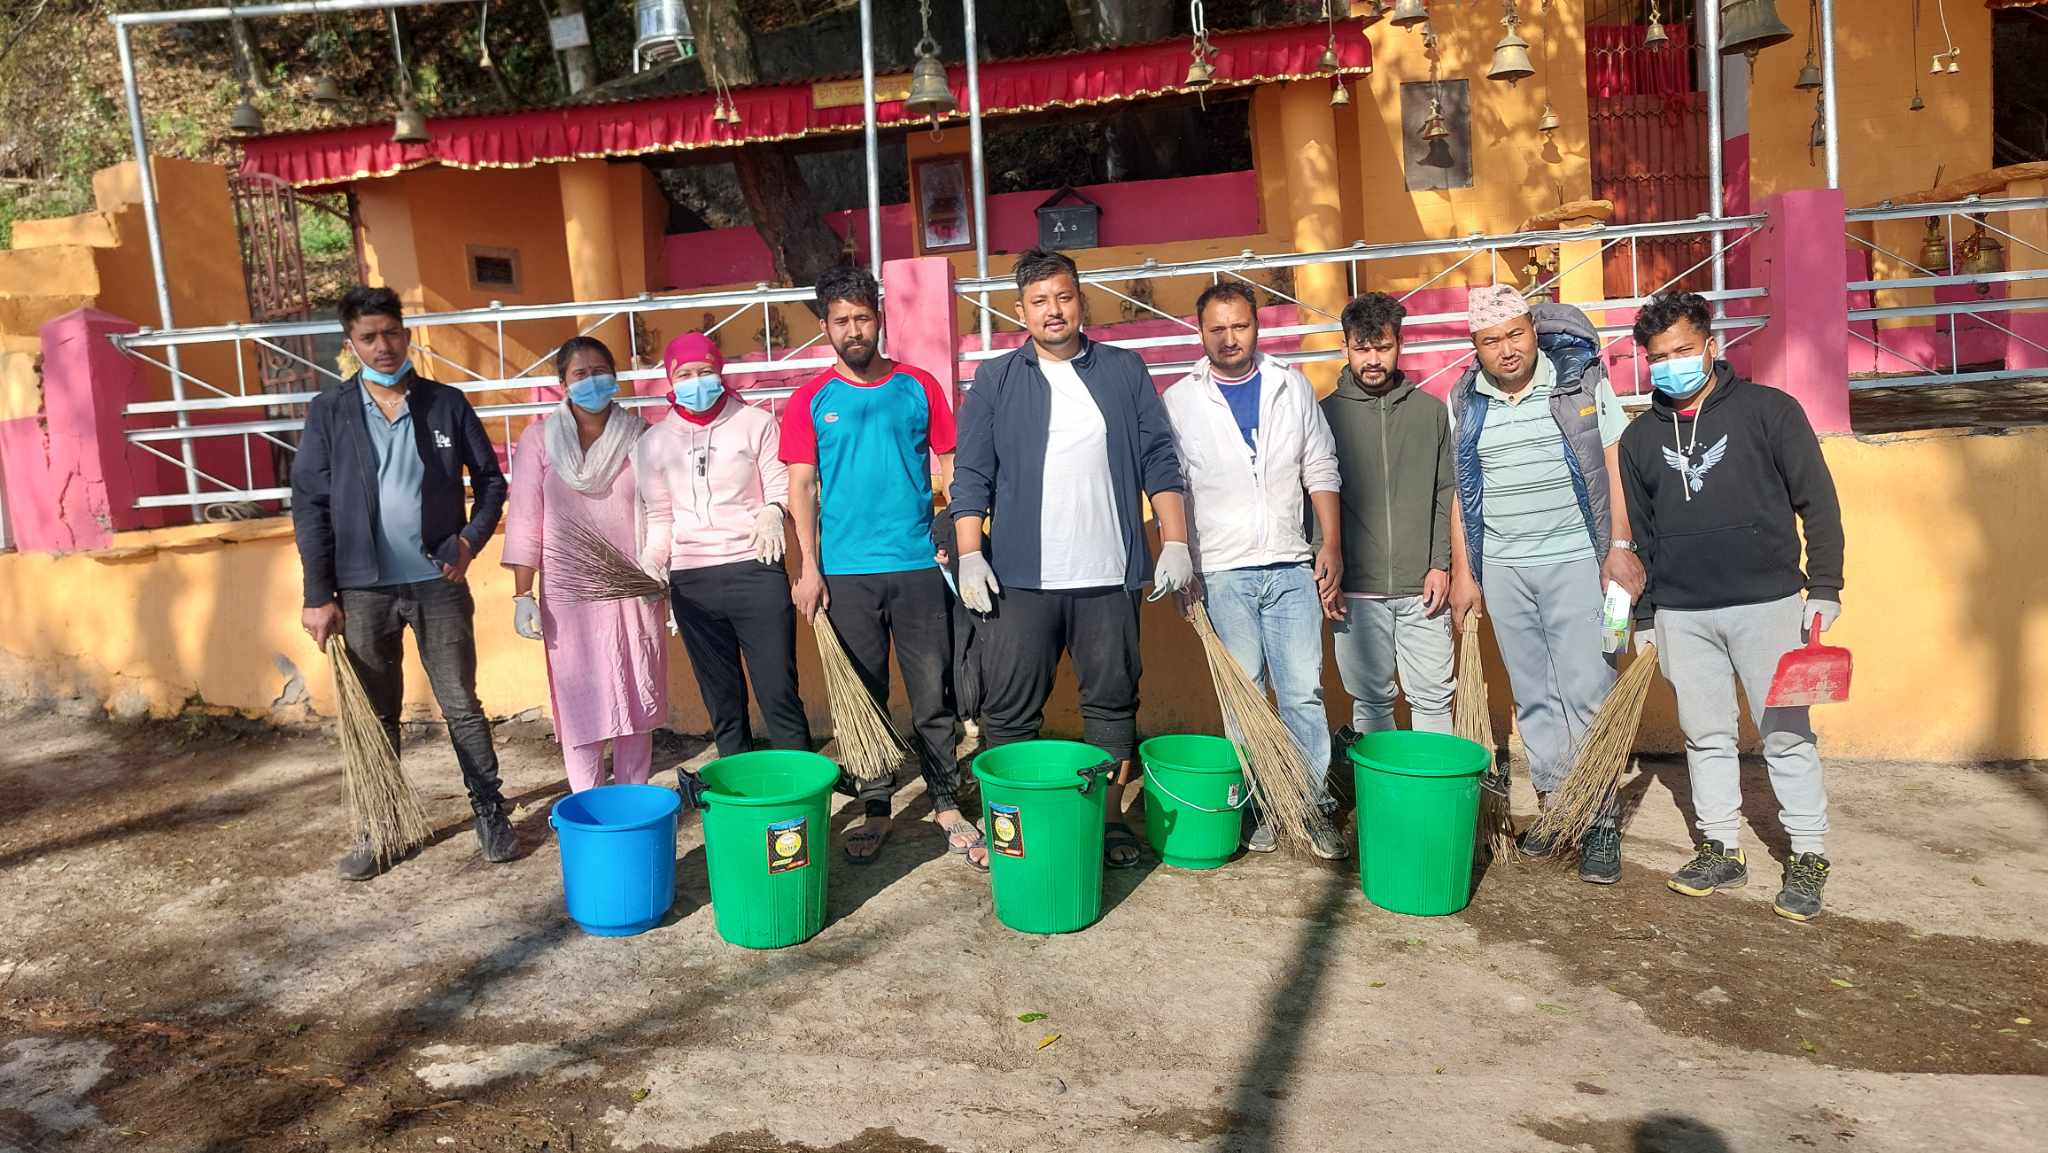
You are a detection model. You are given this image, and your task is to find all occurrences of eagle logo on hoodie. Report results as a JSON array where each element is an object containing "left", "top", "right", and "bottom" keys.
[{"left": 1662, "top": 434, "right": 1730, "bottom": 495}]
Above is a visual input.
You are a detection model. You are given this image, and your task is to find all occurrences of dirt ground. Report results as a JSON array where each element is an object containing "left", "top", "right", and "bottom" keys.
[{"left": 0, "top": 702, "right": 2043, "bottom": 1153}]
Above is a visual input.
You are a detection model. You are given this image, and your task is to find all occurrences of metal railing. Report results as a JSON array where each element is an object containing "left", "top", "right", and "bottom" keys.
[
  {"left": 1843, "top": 194, "right": 2048, "bottom": 392},
  {"left": 109, "top": 282, "right": 828, "bottom": 512},
  {"left": 954, "top": 214, "right": 1772, "bottom": 399}
]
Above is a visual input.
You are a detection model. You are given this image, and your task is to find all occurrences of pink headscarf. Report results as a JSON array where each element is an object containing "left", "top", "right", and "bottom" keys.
[{"left": 662, "top": 332, "right": 723, "bottom": 376}]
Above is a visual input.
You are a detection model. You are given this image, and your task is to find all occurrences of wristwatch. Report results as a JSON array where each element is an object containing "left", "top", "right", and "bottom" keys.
[{"left": 1611, "top": 538, "right": 1637, "bottom": 554}]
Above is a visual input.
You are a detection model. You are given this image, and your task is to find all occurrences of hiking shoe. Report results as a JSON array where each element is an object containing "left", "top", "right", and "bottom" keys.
[
  {"left": 1668, "top": 840, "right": 1748, "bottom": 897},
  {"left": 1516, "top": 825, "right": 1560, "bottom": 860},
  {"left": 336, "top": 835, "right": 382, "bottom": 882},
  {"left": 475, "top": 806, "right": 519, "bottom": 863},
  {"left": 1578, "top": 825, "right": 1622, "bottom": 885},
  {"left": 1306, "top": 810, "right": 1351, "bottom": 862},
  {"left": 1245, "top": 817, "right": 1278, "bottom": 853},
  {"left": 1774, "top": 852, "right": 1831, "bottom": 922}
]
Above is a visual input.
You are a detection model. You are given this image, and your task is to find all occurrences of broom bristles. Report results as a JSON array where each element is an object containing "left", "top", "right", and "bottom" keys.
[
  {"left": 811, "top": 612, "right": 906, "bottom": 782},
  {"left": 328, "top": 636, "right": 433, "bottom": 862},
  {"left": 545, "top": 516, "right": 668, "bottom": 604},
  {"left": 1188, "top": 602, "right": 1320, "bottom": 850},
  {"left": 1456, "top": 617, "right": 1517, "bottom": 861},
  {"left": 1527, "top": 642, "right": 1660, "bottom": 851}
]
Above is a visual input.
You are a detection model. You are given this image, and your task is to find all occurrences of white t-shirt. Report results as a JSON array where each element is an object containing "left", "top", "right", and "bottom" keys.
[{"left": 1036, "top": 356, "right": 1128, "bottom": 589}]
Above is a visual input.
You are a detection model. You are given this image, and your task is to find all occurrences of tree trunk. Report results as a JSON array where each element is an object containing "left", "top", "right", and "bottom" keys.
[
  {"left": 231, "top": 16, "right": 269, "bottom": 94},
  {"left": 689, "top": 0, "right": 849, "bottom": 294},
  {"left": 556, "top": 0, "right": 600, "bottom": 96},
  {"left": 1068, "top": 0, "right": 1174, "bottom": 179}
]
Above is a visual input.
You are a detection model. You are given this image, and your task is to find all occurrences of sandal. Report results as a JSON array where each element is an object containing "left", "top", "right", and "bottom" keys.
[
  {"left": 937, "top": 813, "right": 990, "bottom": 873},
  {"left": 843, "top": 817, "right": 890, "bottom": 865},
  {"left": 1103, "top": 821, "right": 1144, "bottom": 870}
]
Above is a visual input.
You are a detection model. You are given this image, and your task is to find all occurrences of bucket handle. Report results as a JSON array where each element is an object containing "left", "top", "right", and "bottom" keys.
[
  {"left": 1141, "top": 764, "right": 1254, "bottom": 814},
  {"left": 1074, "top": 759, "right": 1118, "bottom": 795}
]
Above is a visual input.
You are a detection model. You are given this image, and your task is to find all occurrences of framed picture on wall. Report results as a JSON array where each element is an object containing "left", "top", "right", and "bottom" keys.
[{"left": 913, "top": 154, "right": 975, "bottom": 253}]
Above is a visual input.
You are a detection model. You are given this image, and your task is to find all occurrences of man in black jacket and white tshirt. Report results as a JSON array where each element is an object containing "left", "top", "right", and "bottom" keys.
[
  {"left": 293, "top": 286, "right": 515, "bottom": 881},
  {"left": 1618, "top": 292, "right": 1846, "bottom": 921}
]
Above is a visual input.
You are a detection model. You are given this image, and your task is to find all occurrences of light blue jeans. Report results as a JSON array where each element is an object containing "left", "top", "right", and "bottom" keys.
[{"left": 1201, "top": 563, "right": 1334, "bottom": 808}]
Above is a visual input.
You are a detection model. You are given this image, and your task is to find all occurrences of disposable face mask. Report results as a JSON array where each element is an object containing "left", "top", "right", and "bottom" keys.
[
  {"left": 672, "top": 373, "right": 724, "bottom": 412},
  {"left": 567, "top": 373, "right": 619, "bottom": 413},
  {"left": 358, "top": 359, "right": 412, "bottom": 388},
  {"left": 1650, "top": 354, "right": 1709, "bottom": 398}
]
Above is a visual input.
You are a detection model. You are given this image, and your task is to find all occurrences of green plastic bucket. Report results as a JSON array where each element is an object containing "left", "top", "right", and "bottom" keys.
[
  {"left": 1138, "top": 734, "right": 1249, "bottom": 870},
  {"left": 1350, "top": 731, "right": 1491, "bottom": 916},
  {"left": 697, "top": 750, "right": 840, "bottom": 949},
  {"left": 971, "top": 740, "right": 1117, "bottom": 934}
]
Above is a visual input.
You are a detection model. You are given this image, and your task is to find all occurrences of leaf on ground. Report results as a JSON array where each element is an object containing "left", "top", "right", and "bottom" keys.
[
  {"left": 631, "top": 1087, "right": 651, "bottom": 1103},
  {"left": 1536, "top": 1003, "right": 1570, "bottom": 1015},
  {"left": 1368, "top": 981, "right": 1387, "bottom": 989},
  {"left": 1829, "top": 978, "right": 1856, "bottom": 989},
  {"left": 2017, "top": 1018, "right": 2033, "bottom": 1026},
  {"left": 48, "top": 862, "right": 68, "bottom": 874},
  {"left": 1999, "top": 1028, "right": 2019, "bottom": 1035},
  {"left": 286, "top": 1022, "right": 306, "bottom": 1037},
  {"left": 1970, "top": 875, "right": 1987, "bottom": 887},
  {"left": 1037, "top": 1033, "right": 1060, "bottom": 1051},
  {"left": 1433, "top": 1065, "right": 1445, "bottom": 1074},
  {"left": 1403, "top": 937, "right": 1424, "bottom": 946},
  {"left": 1799, "top": 1040, "right": 1820, "bottom": 1054},
  {"left": 1017, "top": 1012, "right": 1047, "bottom": 1023}
]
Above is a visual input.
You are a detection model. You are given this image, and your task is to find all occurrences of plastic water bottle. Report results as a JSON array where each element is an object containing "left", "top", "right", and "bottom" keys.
[{"left": 1601, "top": 581, "right": 1632, "bottom": 655}]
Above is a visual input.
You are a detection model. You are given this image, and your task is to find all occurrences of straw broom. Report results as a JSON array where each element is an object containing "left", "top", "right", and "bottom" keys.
[
  {"left": 545, "top": 516, "right": 668, "bottom": 604},
  {"left": 811, "top": 611, "right": 906, "bottom": 781},
  {"left": 328, "top": 636, "right": 433, "bottom": 863},
  {"left": 1456, "top": 617, "right": 1517, "bottom": 861},
  {"left": 1526, "top": 642, "right": 1660, "bottom": 851},
  {"left": 1187, "top": 601, "right": 1319, "bottom": 849}
]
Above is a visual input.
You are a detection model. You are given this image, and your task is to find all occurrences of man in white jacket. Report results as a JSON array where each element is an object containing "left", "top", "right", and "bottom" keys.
[{"left": 1162, "top": 283, "right": 1347, "bottom": 859}]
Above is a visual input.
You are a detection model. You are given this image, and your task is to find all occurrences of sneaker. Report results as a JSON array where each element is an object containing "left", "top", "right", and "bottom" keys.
[
  {"left": 1245, "top": 818, "right": 1278, "bottom": 853},
  {"left": 1516, "top": 825, "right": 1559, "bottom": 860},
  {"left": 475, "top": 806, "right": 519, "bottom": 863},
  {"left": 1667, "top": 840, "right": 1748, "bottom": 897},
  {"left": 1578, "top": 825, "right": 1622, "bottom": 884},
  {"left": 1306, "top": 810, "right": 1351, "bottom": 862},
  {"left": 1773, "top": 852, "right": 1831, "bottom": 921},
  {"left": 335, "top": 835, "right": 382, "bottom": 882}
]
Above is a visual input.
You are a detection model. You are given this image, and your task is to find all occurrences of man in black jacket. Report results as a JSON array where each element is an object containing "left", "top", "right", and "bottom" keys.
[
  {"left": 293, "top": 286, "right": 515, "bottom": 880},
  {"left": 1618, "top": 292, "right": 1845, "bottom": 922}
]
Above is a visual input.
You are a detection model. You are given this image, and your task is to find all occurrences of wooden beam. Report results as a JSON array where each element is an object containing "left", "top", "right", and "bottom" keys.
[
  {"left": 1873, "top": 162, "right": 2048, "bottom": 208},
  {"left": 1519, "top": 199, "right": 1615, "bottom": 232}
]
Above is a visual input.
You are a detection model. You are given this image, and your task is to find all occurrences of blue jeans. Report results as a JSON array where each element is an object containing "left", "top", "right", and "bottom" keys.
[{"left": 1201, "top": 563, "right": 1333, "bottom": 808}]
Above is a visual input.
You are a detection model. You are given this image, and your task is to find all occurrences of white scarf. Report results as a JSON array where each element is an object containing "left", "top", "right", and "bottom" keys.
[{"left": 543, "top": 401, "right": 643, "bottom": 495}]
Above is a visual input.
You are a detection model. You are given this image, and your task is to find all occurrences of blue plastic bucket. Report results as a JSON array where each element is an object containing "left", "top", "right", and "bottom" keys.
[{"left": 549, "top": 784, "right": 682, "bottom": 937}]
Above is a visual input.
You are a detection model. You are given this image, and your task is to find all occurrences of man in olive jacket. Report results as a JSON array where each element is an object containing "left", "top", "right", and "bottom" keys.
[{"left": 1322, "top": 293, "right": 1457, "bottom": 736}]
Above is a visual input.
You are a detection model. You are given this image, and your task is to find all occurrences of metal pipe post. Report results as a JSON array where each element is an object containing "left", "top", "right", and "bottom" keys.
[
  {"left": 1702, "top": 0, "right": 1727, "bottom": 308},
  {"left": 963, "top": 0, "right": 991, "bottom": 352},
  {"left": 859, "top": 0, "right": 883, "bottom": 280},
  {"left": 116, "top": 23, "right": 199, "bottom": 509},
  {"left": 1819, "top": 0, "right": 1840, "bottom": 189}
]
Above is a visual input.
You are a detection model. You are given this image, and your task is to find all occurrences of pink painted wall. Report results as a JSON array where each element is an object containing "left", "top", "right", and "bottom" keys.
[
  {"left": 664, "top": 171, "right": 1263, "bottom": 292},
  {"left": 881, "top": 256, "right": 958, "bottom": 396}
]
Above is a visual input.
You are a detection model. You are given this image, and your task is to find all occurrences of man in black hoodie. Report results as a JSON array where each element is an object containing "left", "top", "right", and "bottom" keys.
[{"left": 1618, "top": 292, "right": 1845, "bottom": 922}]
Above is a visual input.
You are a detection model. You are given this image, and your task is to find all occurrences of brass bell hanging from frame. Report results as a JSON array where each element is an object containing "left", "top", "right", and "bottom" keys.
[
  {"left": 1421, "top": 100, "right": 1450, "bottom": 142},
  {"left": 1331, "top": 79, "right": 1352, "bottom": 107},
  {"left": 1390, "top": 0, "right": 1430, "bottom": 29},
  {"left": 1488, "top": 27, "right": 1535, "bottom": 86},
  {"left": 1319, "top": 35, "right": 1341, "bottom": 73},
  {"left": 311, "top": 74, "right": 343, "bottom": 108},
  {"left": 1919, "top": 219, "right": 1948, "bottom": 273},
  {"left": 1909, "top": 91, "right": 1925, "bottom": 112},
  {"left": 392, "top": 99, "right": 429, "bottom": 145},
  {"left": 1795, "top": 59, "right": 1822, "bottom": 90},
  {"left": 905, "top": 50, "right": 956, "bottom": 122},
  {"left": 230, "top": 90, "right": 264, "bottom": 136},
  {"left": 1538, "top": 102, "right": 1560, "bottom": 136},
  {"left": 1960, "top": 222, "right": 2005, "bottom": 279},
  {"left": 1185, "top": 38, "right": 1215, "bottom": 90},
  {"left": 1720, "top": 0, "right": 1794, "bottom": 60},
  {"left": 1360, "top": 0, "right": 1387, "bottom": 28}
]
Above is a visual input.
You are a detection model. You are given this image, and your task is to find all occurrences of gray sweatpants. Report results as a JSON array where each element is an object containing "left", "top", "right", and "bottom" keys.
[
  {"left": 1655, "top": 594, "right": 1828, "bottom": 856},
  {"left": 1331, "top": 595, "right": 1456, "bottom": 735},
  {"left": 1482, "top": 557, "right": 1615, "bottom": 794}
]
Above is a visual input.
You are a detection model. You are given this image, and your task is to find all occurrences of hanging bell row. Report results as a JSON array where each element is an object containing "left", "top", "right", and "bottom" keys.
[
  {"left": 1720, "top": 0, "right": 1793, "bottom": 61},
  {"left": 906, "top": 45, "right": 957, "bottom": 122}
]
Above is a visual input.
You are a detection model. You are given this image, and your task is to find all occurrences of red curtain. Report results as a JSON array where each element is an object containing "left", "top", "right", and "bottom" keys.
[{"left": 1587, "top": 23, "right": 1697, "bottom": 102}]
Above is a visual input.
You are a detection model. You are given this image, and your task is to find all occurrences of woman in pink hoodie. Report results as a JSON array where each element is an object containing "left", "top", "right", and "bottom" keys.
[{"left": 638, "top": 333, "right": 811, "bottom": 757}]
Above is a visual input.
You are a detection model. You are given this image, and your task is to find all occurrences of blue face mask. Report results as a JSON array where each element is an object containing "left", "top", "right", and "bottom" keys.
[
  {"left": 567, "top": 373, "right": 619, "bottom": 413},
  {"left": 1650, "top": 354, "right": 1710, "bottom": 399},
  {"left": 672, "top": 374, "right": 724, "bottom": 413},
  {"left": 358, "top": 359, "right": 412, "bottom": 388}
]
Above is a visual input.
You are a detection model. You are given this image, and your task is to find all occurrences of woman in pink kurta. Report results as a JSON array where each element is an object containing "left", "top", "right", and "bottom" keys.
[{"left": 502, "top": 336, "right": 669, "bottom": 791}]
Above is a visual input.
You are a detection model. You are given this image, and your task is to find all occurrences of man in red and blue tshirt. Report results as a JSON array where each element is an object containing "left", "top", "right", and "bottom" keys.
[{"left": 783, "top": 267, "right": 981, "bottom": 869}]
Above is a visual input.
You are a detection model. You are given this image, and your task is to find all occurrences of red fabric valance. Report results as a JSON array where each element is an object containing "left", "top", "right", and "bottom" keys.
[{"left": 240, "top": 20, "right": 1372, "bottom": 189}]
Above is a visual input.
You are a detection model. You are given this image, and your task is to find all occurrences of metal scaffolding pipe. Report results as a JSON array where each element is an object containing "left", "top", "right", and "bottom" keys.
[
  {"left": 859, "top": 0, "right": 884, "bottom": 281},
  {"left": 1820, "top": 0, "right": 1840, "bottom": 189},
  {"left": 114, "top": 0, "right": 455, "bottom": 27},
  {"left": 964, "top": 0, "right": 992, "bottom": 352},
  {"left": 1703, "top": 0, "right": 1727, "bottom": 308}
]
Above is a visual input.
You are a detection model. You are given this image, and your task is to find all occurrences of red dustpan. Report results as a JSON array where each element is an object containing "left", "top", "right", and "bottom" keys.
[{"left": 1765, "top": 613, "right": 1852, "bottom": 707}]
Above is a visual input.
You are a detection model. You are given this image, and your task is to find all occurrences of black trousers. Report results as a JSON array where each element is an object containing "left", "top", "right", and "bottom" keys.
[
  {"left": 974, "top": 585, "right": 1142, "bottom": 764},
  {"left": 338, "top": 580, "right": 505, "bottom": 817},
  {"left": 824, "top": 568, "right": 960, "bottom": 812},
  {"left": 668, "top": 560, "right": 812, "bottom": 758}
]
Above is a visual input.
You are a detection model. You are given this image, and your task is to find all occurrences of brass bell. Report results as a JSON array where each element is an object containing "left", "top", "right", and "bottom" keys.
[
  {"left": 1808, "top": 112, "right": 1825, "bottom": 149},
  {"left": 1360, "top": 0, "right": 1387, "bottom": 28},
  {"left": 1919, "top": 219, "right": 1949, "bottom": 273},
  {"left": 1720, "top": 0, "right": 1794, "bottom": 59},
  {"left": 311, "top": 75, "right": 343, "bottom": 108},
  {"left": 905, "top": 50, "right": 956, "bottom": 122},
  {"left": 1185, "top": 43, "right": 1215, "bottom": 90},
  {"left": 1538, "top": 102, "right": 1560, "bottom": 135},
  {"left": 1488, "top": 27, "right": 1535, "bottom": 86},
  {"left": 392, "top": 100, "right": 429, "bottom": 145},
  {"left": 1331, "top": 80, "right": 1352, "bottom": 107},
  {"left": 1795, "top": 60, "right": 1822, "bottom": 91},
  {"left": 1389, "top": 0, "right": 1430, "bottom": 29},
  {"left": 718, "top": 98, "right": 742, "bottom": 127},
  {"left": 1319, "top": 38, "right": 1341, "bottom": 73},
  {"left": 1909, "top": 91, "right": 1925, "bottom": 112},
  {"left": 1644, "top": 22, "right": 1669, "bottom": 49},
  {"left": 1960, "top": 224, "right": 2005, "bottom": 278},
  {"left": 229, "top": 92, "right": 264, "bottom": 136}
]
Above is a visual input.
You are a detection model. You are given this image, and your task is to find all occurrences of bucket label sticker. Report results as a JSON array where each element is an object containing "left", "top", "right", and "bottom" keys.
[
  {"left": 766, "top": 817, "right": 810, "bottom": 874},
  {"left": 989, "top": 803, "right": 1025, "bottom": 858},
  {"left": 1227, "top": 783, "right": 1241, "bottom": 807}
]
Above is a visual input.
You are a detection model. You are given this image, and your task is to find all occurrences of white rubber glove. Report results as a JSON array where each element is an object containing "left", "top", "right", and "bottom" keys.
[
  {"left": 639, "top": 542, "right": 670, "bottom": 586},
  {"left": 750, "top": 505, "right": 786, "bottom": 565},
  {"left": 1633, "top": 628, "right": 1656, "bottom": 656},
  {"left": 513, "top": 594, "right": 543, "bottom": 641},
  {"left": 957, "top": 550, "right": 1001, "bottom": 614},
  {"left": 1805, "top": 597, "right": 1841, "bottom": 633},
  {"left": 1147, "top": 540, "right": 1194, "bottom": 602}
]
